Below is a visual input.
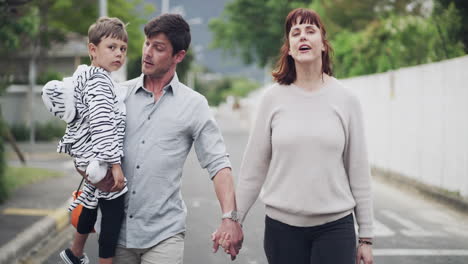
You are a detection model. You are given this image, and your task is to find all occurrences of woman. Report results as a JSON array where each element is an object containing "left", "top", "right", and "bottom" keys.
[{"left": 230, "top": 8, "right": 374, "bottom": 264}]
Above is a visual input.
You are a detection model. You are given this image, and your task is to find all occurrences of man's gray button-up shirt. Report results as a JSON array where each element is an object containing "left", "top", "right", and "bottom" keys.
[{"left": 118, "top": 73, "right": 231, "bottom": 248}]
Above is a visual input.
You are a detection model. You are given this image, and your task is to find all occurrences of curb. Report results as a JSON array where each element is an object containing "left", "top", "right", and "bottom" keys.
[
  {"left": 0, "top": 201, "right": 70, "bottom": 264},
  {"left": 372, "top": 167, "right": 468, "bottom": 214}
]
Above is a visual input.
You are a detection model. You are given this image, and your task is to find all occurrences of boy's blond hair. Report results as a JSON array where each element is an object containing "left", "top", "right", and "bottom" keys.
[{"left": 88, "top": 16, "right": 128, "bottom": 46}]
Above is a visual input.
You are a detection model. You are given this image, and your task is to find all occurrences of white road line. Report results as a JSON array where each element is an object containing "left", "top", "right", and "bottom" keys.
[
  {"left": 381, "top": 210, "right": 444, "bottom": 237},
  {"left": 374, "top": 249, "right": 468, "bottom": 256},
  {"left": 374, "top": 218, "right": 396, "bottom": 237},
  {"left": 192, "top": 200, "right": 201, "bottom": 208}
]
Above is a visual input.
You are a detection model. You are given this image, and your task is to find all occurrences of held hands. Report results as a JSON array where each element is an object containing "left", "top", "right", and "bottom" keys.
[{"left": 212, "top": 219, "right": 244, "bottom": 260}]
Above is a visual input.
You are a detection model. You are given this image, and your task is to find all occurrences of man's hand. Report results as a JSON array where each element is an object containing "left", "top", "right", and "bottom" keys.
[
  {"left": 75, "top": 166, "right": 114, "bottom": 192},
  {"left": 356, "top": 242, "right": 373, "bottom": 264},
  {"left": 212, "top": 219, "right": 243, "bottom": 260},
  {"left": 110, "top": 164, "right": 125, "bottom": 192}
]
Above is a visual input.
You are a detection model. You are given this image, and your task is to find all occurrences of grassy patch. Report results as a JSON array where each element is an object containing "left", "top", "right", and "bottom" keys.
[{"left": 4, "top": 166, "right": 63, "bottom": 193}]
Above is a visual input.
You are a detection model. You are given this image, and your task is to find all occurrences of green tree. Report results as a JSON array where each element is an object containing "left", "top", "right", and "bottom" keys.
[
  {"left": 1, "top": 0, "right": 155, "bottom": 80},
  {"left": 434, "top": 0, "right": 468, "bottom": 52},
  {"left": 211, "top": 0, "right": 466, "bottom": 79},
  {"left": 209, "top": 0, "right": 310, "bottom": 67},
  {"left": 0, "top": 111, "right": 6, "bottom": 203}
]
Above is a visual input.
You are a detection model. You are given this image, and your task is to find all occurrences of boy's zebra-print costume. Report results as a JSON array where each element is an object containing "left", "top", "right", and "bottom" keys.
[{"left": 42, "top": 65, "right": 127, "bottom": 210}]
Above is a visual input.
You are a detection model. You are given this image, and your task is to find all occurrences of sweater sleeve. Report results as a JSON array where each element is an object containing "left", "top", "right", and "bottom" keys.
[
  {"left": 236, "top": 90, "right": 274, "bottom": 224},
  {"left": 85, "top": 73, "right": 121, "bottom": 164},
  {"left": 344, "top": 94, "right": 374, "bottom": 238}
]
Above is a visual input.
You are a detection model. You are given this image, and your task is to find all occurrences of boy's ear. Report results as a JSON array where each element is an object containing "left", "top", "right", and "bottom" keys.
[
  {"left": 174, "top": 50, "right": 186, "bottom": 64},
  {"left": 88, "top": 43, "right": 97, "bottom": 60}
]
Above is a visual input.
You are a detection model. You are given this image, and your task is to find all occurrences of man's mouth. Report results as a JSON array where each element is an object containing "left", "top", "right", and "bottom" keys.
[{"left": 143, "top": 60, "right": 154, "bottom": 66}]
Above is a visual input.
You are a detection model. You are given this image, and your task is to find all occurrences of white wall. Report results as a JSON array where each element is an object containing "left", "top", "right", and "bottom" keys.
[{"left": 342, "top": 55, "right": 468, "bottom": 198}]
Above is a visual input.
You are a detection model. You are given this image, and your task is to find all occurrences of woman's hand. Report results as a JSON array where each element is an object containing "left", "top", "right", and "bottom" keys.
[{"left": 356, "top": 239, "right": 374, "bottom": 264}]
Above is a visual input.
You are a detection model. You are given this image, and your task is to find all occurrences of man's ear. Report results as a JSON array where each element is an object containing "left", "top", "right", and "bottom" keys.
[
  {"left": 174, "top": 50, "right": 186, "bottom": 64},
  {"left": 88, "top": 43, "right": 97, "bottom": 61}
]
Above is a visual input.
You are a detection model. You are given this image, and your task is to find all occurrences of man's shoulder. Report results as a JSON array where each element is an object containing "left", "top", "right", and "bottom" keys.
[{"left": 176, "top": 82, "right": 206, "bottom": 102}]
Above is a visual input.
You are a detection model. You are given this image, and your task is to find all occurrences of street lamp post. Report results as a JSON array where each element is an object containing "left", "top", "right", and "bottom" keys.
[
  {"left": 162, "top": 0, "right": 169, "bottom": 14},
  {"left": 99, "top": 0, "right": 107, "bottom": 17}
]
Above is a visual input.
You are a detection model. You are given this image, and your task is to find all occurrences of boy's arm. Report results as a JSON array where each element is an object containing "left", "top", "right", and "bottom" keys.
[{"left": 85, "top": 73, "right": 121, "bottom": 165}]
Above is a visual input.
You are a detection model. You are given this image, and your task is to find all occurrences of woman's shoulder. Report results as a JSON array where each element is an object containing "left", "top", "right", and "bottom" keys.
[{"left": 326, "top": 77, "right": 364, "bottom": 115}]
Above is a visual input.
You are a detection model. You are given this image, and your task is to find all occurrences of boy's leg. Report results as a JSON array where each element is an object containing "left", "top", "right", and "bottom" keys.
[
  {"left": 98, "top": 194, "right": 126, "bottom": 261},
  {"left": 60, "top": 206, "right": 96, "bottom": 263},
  {"left": 72, "top": 206, "right": 97, "bottom": 256}
]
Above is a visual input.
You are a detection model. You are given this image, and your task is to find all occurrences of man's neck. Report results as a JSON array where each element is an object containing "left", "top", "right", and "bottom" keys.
[{"left": 144, "top": 72, "right": 175, "bottom": 95}]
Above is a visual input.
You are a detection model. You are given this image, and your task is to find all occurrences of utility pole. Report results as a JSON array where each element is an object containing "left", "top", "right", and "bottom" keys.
[
  {"left": 28, "top": 46, "right": 38, "bottom": 146},
  {"left": 162, "top": 0, "right": 169, "bottom": 13},
  {"left": 99, "top": 0, "right": 107, "bottom": 17}
]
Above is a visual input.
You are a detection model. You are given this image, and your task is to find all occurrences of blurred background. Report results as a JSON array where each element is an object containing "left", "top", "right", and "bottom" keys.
[{"left": 1, "top": 0, "right": 468, "bottom": 263}]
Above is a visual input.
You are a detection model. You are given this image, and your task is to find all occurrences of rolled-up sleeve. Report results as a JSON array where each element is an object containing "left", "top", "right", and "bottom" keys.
[{"left": 192, "top": 97, "right": 231, "bottom": 179}]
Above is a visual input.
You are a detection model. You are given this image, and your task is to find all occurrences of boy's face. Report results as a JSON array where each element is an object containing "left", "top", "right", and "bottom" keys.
[{"left": 89, "top": 36, "right": 127, "bottom": 72}]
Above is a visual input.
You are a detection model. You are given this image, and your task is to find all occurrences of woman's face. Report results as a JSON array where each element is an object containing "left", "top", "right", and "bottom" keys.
[{"left": 288, "top": 17, "right": 324, "bottom": 65}]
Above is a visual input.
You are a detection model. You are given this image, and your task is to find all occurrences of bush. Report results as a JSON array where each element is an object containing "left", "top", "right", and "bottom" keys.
[
  {"left": 0, "top": 118, "right": 7, "bottom": 203},
  {"left": 37, "top": 70, "right": 64, "bottom": 85},
  {"left": 9, "top": 123, "right": 29, "bottom": 141},
  {"left": 9, "top": 120, "right": 66, "bottom": 142}
]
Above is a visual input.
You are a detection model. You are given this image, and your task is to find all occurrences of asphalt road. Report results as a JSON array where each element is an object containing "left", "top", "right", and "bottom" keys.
[{"left": 41, "top": 117, "right": 468, "bottom": 264}]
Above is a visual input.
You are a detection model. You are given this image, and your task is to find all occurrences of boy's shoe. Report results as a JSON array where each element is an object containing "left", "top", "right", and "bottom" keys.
[{"left": 59, "top": 248, "right": 89, "bottom": 264}]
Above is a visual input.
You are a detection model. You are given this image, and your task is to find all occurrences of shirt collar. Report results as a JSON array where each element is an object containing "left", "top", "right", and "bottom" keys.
[{"left": 134, "top": 72, "right": 180, "bottom": 96}]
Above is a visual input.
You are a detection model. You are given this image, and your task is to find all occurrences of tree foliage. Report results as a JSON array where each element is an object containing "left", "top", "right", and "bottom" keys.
[
  {"left": 332, "top": 3, "right": 465, "bottom": 77},
  {"left": 435, "top": 0, "right": 468, "bottom": 52},
  {"left": 0, "top": 0, "right": 155, "bottom": 81},
  {"left": 210, "top": 0, "right": 467, "bottom": 79},
  {"left": 209, "top": 0, "right": 310, "bottom": 67}
]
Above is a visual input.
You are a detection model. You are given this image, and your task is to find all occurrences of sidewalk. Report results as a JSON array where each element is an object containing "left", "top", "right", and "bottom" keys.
[{"left": 0, "top": 142, "right": 78, "bottom": 264}]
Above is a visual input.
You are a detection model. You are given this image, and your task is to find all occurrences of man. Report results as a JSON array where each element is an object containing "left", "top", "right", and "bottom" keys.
[{"left": 94, "top": 14, "right": 243, "bottom": 263}]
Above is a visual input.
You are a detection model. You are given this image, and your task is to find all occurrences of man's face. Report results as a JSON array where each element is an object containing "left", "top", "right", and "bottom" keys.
[{"left": 141, "top": 33, "right": 184, "bottom": 79}]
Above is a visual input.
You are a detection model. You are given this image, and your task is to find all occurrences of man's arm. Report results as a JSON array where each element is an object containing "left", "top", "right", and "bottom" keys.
[{"left": 212, "top": 167, "right": 243, "bottom": 260}]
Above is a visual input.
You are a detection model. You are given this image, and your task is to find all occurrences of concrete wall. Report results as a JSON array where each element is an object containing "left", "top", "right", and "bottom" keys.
[
  {"left": 0, "top": 85, "right": 54, "bottom": 125},
  {"left": 341, "top": 55, "right": 468, "bottom": 198}
]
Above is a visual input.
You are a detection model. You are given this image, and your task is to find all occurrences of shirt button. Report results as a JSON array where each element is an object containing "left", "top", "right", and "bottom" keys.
[
  {"left": 136, "top": 165, "right": 140, "bottom": 169},
  {"left": 132, "top": 191, "right": 136, "bottom": 194},
  {"left": 141, "top": 140, "right": 145, "bottom": 144},
  {"left": 147, "top": 117, "right": 151, "bottom": 120},
  {"left": 129, "top": 215, "right": 133, "bottom": 219}
]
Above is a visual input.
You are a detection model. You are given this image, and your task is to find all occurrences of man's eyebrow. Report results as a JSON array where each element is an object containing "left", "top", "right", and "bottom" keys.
[{"left": 150, "top": 40, "right": 166, "bottom": 46}]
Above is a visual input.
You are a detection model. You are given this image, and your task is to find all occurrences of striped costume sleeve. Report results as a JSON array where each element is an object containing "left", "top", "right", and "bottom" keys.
[{"left": 84, "top": 72, "right": 121, "bottom": 164}]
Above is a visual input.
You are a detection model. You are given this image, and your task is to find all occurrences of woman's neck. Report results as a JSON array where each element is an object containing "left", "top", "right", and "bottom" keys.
[{"left": 294, "top": 61, "right": 329, "bottom": 91}]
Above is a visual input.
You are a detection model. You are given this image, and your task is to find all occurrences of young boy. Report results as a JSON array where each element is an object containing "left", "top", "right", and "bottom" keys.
[{"left": 42, "top": 17, "right": 128, "bottom": 264}]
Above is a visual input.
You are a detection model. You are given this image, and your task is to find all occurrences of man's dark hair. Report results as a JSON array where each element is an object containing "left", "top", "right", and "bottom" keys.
[{"left": 144, "top": 14, "right": 191, "bottom": 55}]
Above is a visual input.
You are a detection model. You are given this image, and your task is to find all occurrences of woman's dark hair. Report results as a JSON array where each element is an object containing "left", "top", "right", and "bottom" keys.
[{"left": 272, "top": 8, "right": 333, "bottom": 85}]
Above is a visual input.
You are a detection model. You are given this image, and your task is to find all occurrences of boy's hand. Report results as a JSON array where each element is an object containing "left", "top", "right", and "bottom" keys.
[
  {"left": 75, "top": 166, "right": 114, "bottom": 192},
  {"left": 110, "top": 164, "right": 125, "bottom": 192}
]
